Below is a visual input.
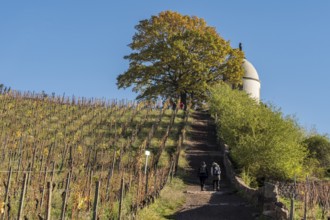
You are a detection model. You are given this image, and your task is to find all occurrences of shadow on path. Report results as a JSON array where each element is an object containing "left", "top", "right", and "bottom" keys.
[{"left": 170, "top": 111, "right": 260, "bottom": 220}]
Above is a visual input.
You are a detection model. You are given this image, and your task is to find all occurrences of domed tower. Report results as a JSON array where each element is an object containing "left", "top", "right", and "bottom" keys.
[
  {"left": 242, "top": 59, "right": 261, "bottom": 102},
  {"left": 240, "top": 43, "right": 261, "bottom": 102}
]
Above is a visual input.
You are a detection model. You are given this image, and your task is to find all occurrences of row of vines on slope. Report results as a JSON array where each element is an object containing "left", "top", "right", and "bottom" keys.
[{"left": 0, "top": 91, "right": 186, "bottom": 219}]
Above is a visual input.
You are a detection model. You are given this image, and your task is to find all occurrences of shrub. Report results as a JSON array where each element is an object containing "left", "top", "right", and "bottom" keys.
[
  {"left": 209, "top": 83, "right": 307, "bottom": 181},
  {"left": 303, "top": 134, "right": 330, "bottom": 177}
]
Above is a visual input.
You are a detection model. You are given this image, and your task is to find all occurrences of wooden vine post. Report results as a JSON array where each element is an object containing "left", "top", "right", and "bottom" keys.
[
  {"left": 118, "top": 176, "right": 124, "bottom": 220},
  {"left": 1, "top": 167, "right": 12, "bottom": 220},
  {"left": 153, "top": 164, "right": 158, "bottom": 194},
  {"left": 105, "top": 150, "right": 116, "bottom": 201},
  {"left": 289, "top": 175, "right": 296, "bottom": 220},
  {"left": 145, "top": 168, "right": 149, "bottom": 196},
  {"left": 50, "top": 161, "right": 56, "bottom": 182},
  {"left": 46, "top": 181, "right": 52, "bottom": 220},
  {"left": 60, "top": 172, "right": 71, "bottom": 220},
  {"left": 168, "top": 160, "right": 174, "bottom": 183},
  {"left": 92, "top": 181, "right": 100, "bottom": 220},
  {"left": 17, "top": 173, "right": 28, "bottom": 220},
  {"left": 303, "top": 176, "right": 309, "bottom": 220},
  {"left": 39, "top": 166, "right": 48, "bottom": 210},
  {"left": 174, "top": 135, "right": 182, "bottom": 175},
  {"left": 16, "top": 136, "right": 24, "bottom": 182},
  {"left": 87, "top": 170, "right": 93, "bottom": 211}
]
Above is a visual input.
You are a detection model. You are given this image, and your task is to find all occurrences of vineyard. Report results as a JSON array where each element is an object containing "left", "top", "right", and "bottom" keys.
[{"left": 0, "top": 91, "right": 188, "bottom": 219}]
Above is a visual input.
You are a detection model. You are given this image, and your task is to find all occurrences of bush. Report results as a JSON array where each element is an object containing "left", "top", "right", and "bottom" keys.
[
  {"left": 303, "top": 134, "right": 330, "bottom": 177},
  {"left": 209, "top": 83, "right": 307, "bottom": 182}
]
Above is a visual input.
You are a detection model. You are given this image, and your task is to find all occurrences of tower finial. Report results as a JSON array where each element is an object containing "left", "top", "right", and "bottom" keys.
[{"left": 239, "top": 42, "right": 242, "bottom": 51}]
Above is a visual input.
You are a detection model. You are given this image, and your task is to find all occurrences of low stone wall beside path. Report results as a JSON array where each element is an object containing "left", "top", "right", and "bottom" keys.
[{"left": 222, "top": 145, "right": 289, "bottom": 220}]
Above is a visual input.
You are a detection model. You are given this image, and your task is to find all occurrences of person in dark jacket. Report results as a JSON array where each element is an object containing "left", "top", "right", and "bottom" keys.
[{"left": 198, "top": 161, "right": 208, "bottom": 191}]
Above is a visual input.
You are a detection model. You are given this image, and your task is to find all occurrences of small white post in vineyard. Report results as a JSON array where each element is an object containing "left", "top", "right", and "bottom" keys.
[
  {"left": 144, "top": 150, "right": 150, "bottom": 175},
  {"left": 144, "top": 150, "right": 151, "bottom": 196}
]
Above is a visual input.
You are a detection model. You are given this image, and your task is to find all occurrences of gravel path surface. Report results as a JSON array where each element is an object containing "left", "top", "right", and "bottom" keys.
[{"left": 172, "top": 111, "right": 260, "bottom": 220}]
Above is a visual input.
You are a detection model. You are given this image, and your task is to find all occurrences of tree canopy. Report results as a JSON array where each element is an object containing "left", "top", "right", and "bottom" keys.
[
  {"left": 303, "top": 135, "right": 330, "bottom": 176},
  {"left": 117, "top": 11, "right": 244, "bottom": 106}
]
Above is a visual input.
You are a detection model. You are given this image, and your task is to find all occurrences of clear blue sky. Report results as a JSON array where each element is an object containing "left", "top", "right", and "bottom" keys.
[{"left": 1, "top": 1, "right": 329, "bottom": 135}]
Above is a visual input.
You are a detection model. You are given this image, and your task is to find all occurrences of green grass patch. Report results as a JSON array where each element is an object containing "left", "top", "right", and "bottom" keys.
[{"left": 136, "top": 177, "right": 186, "bottom": 220}]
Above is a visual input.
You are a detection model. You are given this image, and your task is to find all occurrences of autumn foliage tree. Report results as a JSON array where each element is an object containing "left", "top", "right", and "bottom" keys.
[{"left": 117, "top": 11, "right": 244, "bottom": 108}]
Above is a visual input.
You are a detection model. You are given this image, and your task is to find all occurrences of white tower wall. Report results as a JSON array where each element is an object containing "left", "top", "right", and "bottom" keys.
[
  {"left": 242, "top": 59, "right": 261, "bottom": 102},
  {"left": 243, "top": 78, "right": 260, "bottom": 101}
]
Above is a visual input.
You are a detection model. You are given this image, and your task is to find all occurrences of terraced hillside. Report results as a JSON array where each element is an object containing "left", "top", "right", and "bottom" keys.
[{"left": 0, "top": 91, "right": 186, "bottom": 219}]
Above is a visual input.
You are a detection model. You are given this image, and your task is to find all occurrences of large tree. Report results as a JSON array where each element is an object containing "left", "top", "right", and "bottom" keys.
[{"left": 117, "top": 11, "right": 244, "bottom": 107}]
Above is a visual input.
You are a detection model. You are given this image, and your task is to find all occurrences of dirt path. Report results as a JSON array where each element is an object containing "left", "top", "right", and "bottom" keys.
[{"left": 172, "top": 111, "right": 260, "bottom": 220}]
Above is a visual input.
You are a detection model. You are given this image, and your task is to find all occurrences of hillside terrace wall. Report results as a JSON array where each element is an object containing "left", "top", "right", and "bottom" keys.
[
  {"left": 222, "top": 145, "right": 289, "bottom": 220},
  {"left": 222, "top": 147, "right": 260, "bottom": 205}
]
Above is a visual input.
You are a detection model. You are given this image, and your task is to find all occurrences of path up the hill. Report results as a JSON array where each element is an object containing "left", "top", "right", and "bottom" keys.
[{"left": 172, "top": 111, "right": 260, "bottom": 220}]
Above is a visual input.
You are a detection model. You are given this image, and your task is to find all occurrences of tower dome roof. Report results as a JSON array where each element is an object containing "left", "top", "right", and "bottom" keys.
[{"left": 242, "top": 59, "right": 260, "bottom": 81}]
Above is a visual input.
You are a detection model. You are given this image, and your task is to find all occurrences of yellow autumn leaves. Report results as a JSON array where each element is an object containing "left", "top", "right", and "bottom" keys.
[{"left": 118, "top": 10, "right": 244, "bottom": 105}]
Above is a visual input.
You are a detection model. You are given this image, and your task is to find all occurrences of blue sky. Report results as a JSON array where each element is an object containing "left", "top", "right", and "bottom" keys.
[{"left": 0, "top": 1, "right": 329, "bottom": 135}]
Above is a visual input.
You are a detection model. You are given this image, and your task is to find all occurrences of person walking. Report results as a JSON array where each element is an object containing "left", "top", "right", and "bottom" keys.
[
  {"left": 198, "top": 161, "right": 208, "bottom": 191},
  {"left": 211, "top": 162, "right": 221, "bottom": 191}
]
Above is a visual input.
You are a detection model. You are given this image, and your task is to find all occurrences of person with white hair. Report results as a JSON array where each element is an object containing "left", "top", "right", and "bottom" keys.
[{"left": 211, "top": 162, "right": 221, "bottom": 191}]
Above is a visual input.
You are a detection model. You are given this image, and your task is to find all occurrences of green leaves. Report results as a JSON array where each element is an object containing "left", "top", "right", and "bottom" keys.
[
  {"left": 117, "top": 11, "right": 244, "bottom": 104},
  {"left": 209, "top": 84, "right": 307, "bottom": 181},
  {"left": 303, "top": 135, "right": 330, "bottom": 177}
]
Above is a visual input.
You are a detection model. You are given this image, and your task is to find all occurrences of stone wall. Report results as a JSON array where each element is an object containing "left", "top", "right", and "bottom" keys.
[
  {"left": 276, "top": 181, "right": 298, "bottom": 199},
  {"left": 222, "top": 148, "right": 260, "bottom": 206},
  {"left": 223, "top": 148, "right": 289, "bottom": 220}
]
